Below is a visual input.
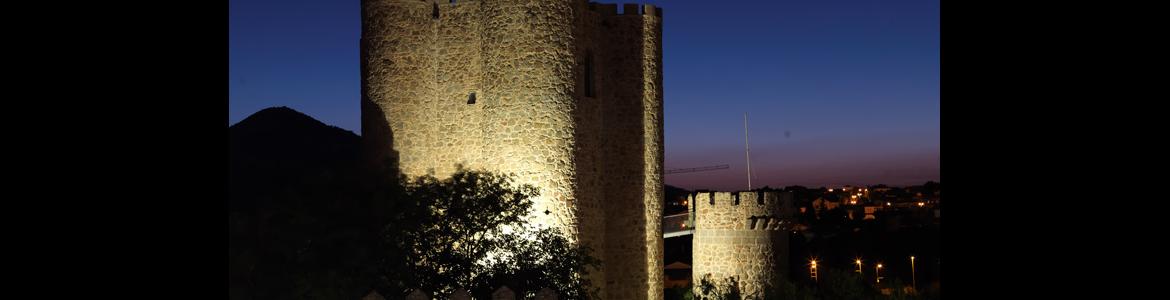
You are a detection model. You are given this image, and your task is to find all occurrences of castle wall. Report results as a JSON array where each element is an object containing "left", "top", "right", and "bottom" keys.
[
  {"left": 572, "top": 1, "right": 608, "bottom": 293},
  {"left": 362, "top": 0, "right": 440, "bottom": 173},
  {"left": 478, "top": 0, "right": 581, "bottom": 236},
  {"left": 690, "top": 192, "right": 796, "bottom": 298},
  {"left": 362, "top": 1, "right": 663, "bottom": 298},
  {"left": 595, "top": 3, "right": 663, "bottom": 299},
  {"left": 436, "top": 1, "right": 484, "bottom": 176}
]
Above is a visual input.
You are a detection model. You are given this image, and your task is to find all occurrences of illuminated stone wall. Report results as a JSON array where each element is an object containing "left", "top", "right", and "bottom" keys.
[
  {"left": 596, "top": 3, "right": 663, "bottom": 299},
  {"left": 689, "top": 192, "right": 796, "bottom": 298},
  {"left": 361, "top": 1, "right": 663, "bottom": 298}
]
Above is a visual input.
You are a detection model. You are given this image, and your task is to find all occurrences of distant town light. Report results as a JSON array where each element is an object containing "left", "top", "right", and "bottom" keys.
[
  {"left": 918, "top": 202, "right": 925, "bottom": 207},
  {"left": 828, "top": 189, "right": 834, "bottom": 192}
]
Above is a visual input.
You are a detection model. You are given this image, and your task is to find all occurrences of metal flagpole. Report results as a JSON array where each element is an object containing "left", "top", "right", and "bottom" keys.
[{"left": 744, "top": 113, "right": 752, "bottom": 190}]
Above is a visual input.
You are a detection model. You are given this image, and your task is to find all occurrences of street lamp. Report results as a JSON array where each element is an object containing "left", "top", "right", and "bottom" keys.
[
  {"left": 810, "top": 259, "right": 819, "bottom": 282},
  {"left": 876, "top": 263, "right": 883, "bottom": 284},
  {"left": 855, "top": 258, "right": 863, "bottom": 275},
  {"left": 911, "top": 256, "right": 917, "bottom": 290}
]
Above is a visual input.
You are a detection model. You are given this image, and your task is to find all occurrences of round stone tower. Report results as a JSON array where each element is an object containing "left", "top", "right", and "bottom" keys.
[
  {"left": 689, "top": 191, "right": 796, "bottom": 298},
  {"left": 362, "top": 0, "right": 587, "bottom": 238},
  {"left": 362, "top": 1, "right": 664, "bottom": 298},
  {"left": 478, "top": 0, "right": 581, "bottom": 235}
]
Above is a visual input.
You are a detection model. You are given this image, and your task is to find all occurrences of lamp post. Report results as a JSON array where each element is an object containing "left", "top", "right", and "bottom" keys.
[
  {"left": 875, "top": 263, "right": 883, "bottom": 284},
  {"left": 810, "top": 259, "right": 819, "bottom": 282},
  {"left": 911, "top": 256, "right": 917, "bottom": 290},
  {"left": 855, "top": 258, "right": 863, "bottom": 275}
]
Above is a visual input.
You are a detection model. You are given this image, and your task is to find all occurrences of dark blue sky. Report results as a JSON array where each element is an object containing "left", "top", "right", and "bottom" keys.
[{"left": 230, "top": 0, "right": 939, "bottom": 190}]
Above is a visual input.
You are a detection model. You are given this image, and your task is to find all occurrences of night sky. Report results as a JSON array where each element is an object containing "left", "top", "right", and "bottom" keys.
[{"left": 229, "top": 0, "right": 939, "bottom": 190}]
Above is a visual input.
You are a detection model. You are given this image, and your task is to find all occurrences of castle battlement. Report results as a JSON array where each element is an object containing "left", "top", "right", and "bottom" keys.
[
  {"left": 688, "top": 191, "right": 796, "bottom": 230},
  {"left": 587, "top": 3, "right": 661, "bottom": 17},
  {"left": 689, "top": 191, "right": 794, "bottom": 206},
  {"left": 368, "top": 1, "right": 662, "bottom": 17}
]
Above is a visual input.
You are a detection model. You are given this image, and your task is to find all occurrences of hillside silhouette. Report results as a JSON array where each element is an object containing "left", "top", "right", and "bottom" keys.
[
  {"left": 229, "top": 107, "right": 374, "bottom": 299},
  {"left": 229, "top": 106, "right": 361, "bottom": 212}
]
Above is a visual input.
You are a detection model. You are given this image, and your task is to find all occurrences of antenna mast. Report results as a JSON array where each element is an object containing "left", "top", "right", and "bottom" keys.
[{"left": 744, "top": 112, "right": 752, "bottom": 190}]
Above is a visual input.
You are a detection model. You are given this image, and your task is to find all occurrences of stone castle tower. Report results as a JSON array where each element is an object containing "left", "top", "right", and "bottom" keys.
[
  {"left": 360, "top": 0, "right": 663, "bottom": 298},
  {"left": 688, "top": 191, "right": 797, "bottom": 298}
]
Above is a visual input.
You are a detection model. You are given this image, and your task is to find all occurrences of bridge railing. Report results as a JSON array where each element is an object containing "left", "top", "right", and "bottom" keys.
[{"left": 663, "top": 213, "right": 693, "bottom": 237}]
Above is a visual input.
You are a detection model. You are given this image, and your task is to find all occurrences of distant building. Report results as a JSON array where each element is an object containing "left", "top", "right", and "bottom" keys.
[
  {"left": 863, "top": 205, "right": 882, "bottom": 220},
  {"left": 663, "top": 261, "right": 691, "bottom": 288},
  {"left": 812, "top": 195, "right": 841, "bottom": 211}
]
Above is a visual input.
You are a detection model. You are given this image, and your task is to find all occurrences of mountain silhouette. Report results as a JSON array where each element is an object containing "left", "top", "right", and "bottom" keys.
[
  {"left": 229, "top": 106, "right": 358, "bottom": 172},
  {"left": 229, "top": 107, "right": 372, "bottom": 299},
  {"left": 229, "top": 106, "right": 360, "bottom": 213}
]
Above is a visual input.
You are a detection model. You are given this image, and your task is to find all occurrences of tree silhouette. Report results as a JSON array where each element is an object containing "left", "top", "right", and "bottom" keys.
[{"left": 374, "top": 165, "right": 600, "bottom": 299}]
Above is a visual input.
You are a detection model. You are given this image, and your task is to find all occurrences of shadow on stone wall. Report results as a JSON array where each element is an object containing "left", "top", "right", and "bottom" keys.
[
  {"left": 360, "top": 98, "right": 402, "bottom": 226},
  {"left": 359, "top": 27, "right": 404, "bottom": 224},
  {"left": 359, "top": 30, "right": 400, "bottom": 179}
]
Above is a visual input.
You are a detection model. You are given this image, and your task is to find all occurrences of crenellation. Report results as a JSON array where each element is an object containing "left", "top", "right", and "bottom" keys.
[
  {"left": 619, "top": 3, "right": 640, "bottom": 15},
  {"left": 642, "top": 4, "right": 656, "bottom": 16},
  {"left": 591, "top": 3, "right": 617, "bottom": 16}
]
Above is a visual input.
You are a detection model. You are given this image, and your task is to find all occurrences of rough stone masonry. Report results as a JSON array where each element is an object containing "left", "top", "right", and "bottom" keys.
[
  {"left": 688, "top": 192, "right": 798, "bottom": 298},
  {"left": 360, "top": 1, "right": 664, "bottom": 298}
]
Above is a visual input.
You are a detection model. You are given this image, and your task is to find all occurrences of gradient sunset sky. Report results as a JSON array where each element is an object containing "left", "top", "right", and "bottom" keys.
[{"left": 229, "top": 0, "right": 939, "bottom": 190}]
